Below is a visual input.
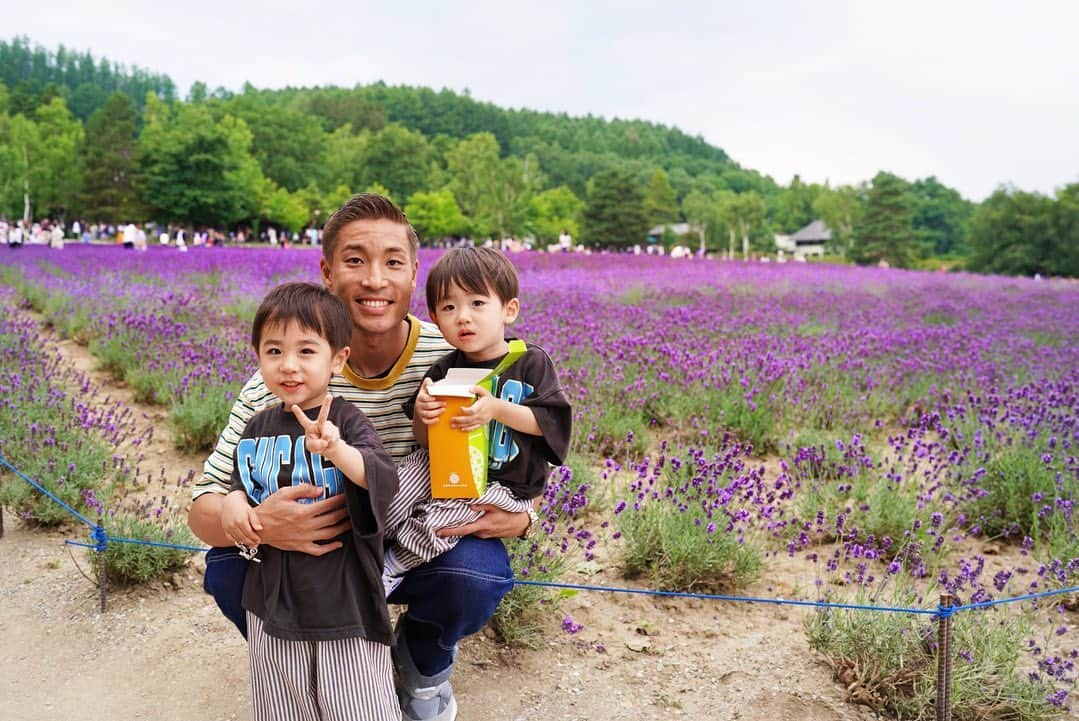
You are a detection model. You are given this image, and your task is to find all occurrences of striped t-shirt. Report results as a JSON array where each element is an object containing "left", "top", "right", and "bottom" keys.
[{"left": 194, "top": 316, "right": 451, "bottom": 499}]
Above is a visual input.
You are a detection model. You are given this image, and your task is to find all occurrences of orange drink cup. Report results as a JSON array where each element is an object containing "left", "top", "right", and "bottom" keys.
[
  {"left": 427, "top": 367, "right": 492, "bottom": 499},
  {"left": 428, "top": 393, "right": 482, "bottom": 498}
]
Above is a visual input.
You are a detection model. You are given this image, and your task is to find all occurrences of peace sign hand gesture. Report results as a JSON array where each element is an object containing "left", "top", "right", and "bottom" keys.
[{"left": 292, "top": 395, "right": 342, "bottom": 458}]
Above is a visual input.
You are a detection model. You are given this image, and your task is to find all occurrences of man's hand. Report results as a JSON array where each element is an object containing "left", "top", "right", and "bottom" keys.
[
  {"left": 435, "top": 503, "right": 530, "bottom": 539},
  {"left": 414, "top": 378, "right": 446, "bottom": 426},
  {"left": 254, "top": 483, "right": 350, "bottom": 555}
]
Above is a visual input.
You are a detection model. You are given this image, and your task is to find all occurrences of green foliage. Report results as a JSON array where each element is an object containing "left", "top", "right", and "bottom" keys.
[
  {"left": 97, "top": 473, "right": 197, "bottom": 585},
  {"left": 909, "top": 176, "right": 973, "bottom": 258},
  {"left": 970, "top": 444, "right": 1069, "bottom": 547},
  {"left": 490, "top": 537, "right": 569, "bottom": 648},
  {"left": 812, "top": 184, "right": 865, "bottom": 254},
  {"left": 169, "top": 383, "right": 235, "bottom": 452},
  {"left": 0, "top": 36, "right": 177, "bottom": 120},
  {"left": 968, "top": 184, "right": 1079, "bottom": 278},
  {"left": 772, "top": 174, "right": 822, "bottom": 234},
  {"left": 447, "top": 132, "right": 542, "bottom": 239},
  {"left": 851, "top": 171, "right": 916, "bottom": 268},
  {"left": 222, "top": 88, "right": 329, "bottom": 193},
  {"left": 357, "top": 123, "right": 431, "bottom": 202},
  {"left": 806, "top": 586, "right": 1066, "bottom": 720},
  {"left": 405, "top": 188, "right": 469, "bottom": 241},
  {"left": 528, "top": 185, "right": 583, "bottom": 244},
  {"left": 581, "top": 166, "right": 648, "bottom": 248},
  {"left": 139, "top": 99, "right": 264, "bottom": 227},
  {"left": 79, "top": 91, "right": 144, "bottom": 222},
  {"left": 643, "top": 168, "right": 680, "bottom": 227},
  {"left": 617, "top": 459, "right": 763, "bottom": 592}
]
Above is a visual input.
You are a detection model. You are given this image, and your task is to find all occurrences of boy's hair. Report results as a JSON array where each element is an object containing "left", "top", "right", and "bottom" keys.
[
  {"left": 425, "top": 246, "right": 519, "bottom": 317},
  {"left": 320, "top": 193, "right": 420, "bottom": 261},
  {"left": 251, "top": 282, "right": 353, "bottom": 352}
]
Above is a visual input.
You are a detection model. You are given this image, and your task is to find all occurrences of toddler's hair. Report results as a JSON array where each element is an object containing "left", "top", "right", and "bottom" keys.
[
  {"left": 251, "top": 282, "right": 353, "bottom": 352},
  {"left": 425, "top": 247, "right": 519, "bottom": 317}
]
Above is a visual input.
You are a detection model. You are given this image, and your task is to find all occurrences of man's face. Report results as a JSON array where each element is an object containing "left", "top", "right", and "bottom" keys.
[{"left": 320, "top": 219, "right": 418, "bottom": 339}]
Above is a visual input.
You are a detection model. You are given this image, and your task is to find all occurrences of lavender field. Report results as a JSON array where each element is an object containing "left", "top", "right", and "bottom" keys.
[{"left": 1, "top": 244, "right": 1077, "bottom": 717}]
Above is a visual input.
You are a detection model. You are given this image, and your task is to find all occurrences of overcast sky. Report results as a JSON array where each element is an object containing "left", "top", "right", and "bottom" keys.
[{"left": 7, "top": 1, "right": 1077, "bottom": 201}]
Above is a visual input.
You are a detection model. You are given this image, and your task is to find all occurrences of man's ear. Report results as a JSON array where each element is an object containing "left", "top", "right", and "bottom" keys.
[
  {"left": 332, "top": 346, "right": 350, "bottom": 374},
  {"left": 320, "top": 256, "right": 333, "bottom": 290},
  {"left": 503, "top": 297, "right": 520, "bottom": 324}
]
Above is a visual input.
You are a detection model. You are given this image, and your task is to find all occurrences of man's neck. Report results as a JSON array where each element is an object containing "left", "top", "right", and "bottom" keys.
[{"left": 348, "top": 318, "right": 412, "bottom": 378}]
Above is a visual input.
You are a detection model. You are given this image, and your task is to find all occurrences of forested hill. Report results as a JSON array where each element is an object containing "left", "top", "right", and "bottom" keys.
[
  {"left": 0, "top": 36, "right": 769, "bottom": 199},
  {"left": 0, "top": 37, "right": 177, "bottom": 119},
  {"left": 6, "top": 36, "right": 1072, "bottom": 276}
]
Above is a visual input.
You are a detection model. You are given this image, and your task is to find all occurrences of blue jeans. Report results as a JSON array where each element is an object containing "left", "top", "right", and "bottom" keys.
[
  {"left": 203, "top": 546, "right": 249, "bottom": 638},
  {"left": 202, "top": 536, "right": 514, "bottom": 674}
]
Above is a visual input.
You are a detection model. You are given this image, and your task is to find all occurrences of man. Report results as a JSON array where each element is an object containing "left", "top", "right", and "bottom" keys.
[{"left": 188, "top": 193, "right": 536, "bottom": 721}]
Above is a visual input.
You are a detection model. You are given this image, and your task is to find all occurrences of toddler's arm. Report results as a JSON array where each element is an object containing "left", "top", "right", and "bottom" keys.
[
  {"left": 292, "top": 398, "right": 368, "bottom": 488},
  {"left": 221, "top": 490, "right": 263, "bottom": 546}
]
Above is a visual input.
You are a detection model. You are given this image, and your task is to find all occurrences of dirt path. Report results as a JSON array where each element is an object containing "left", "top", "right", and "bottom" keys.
[{"left": 1, "top": 325, "right": 875, "bottom": 721}]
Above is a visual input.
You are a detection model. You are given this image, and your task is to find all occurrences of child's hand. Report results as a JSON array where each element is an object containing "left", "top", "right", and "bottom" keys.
[
  {"left": 414, "top": 378, "right": 446, "bottom": 426},
  {"left": 222, "top": 490, "right": 262, "bottom": 547},
  {"left": 452, "top": 386, "right": 499, "bottom": 431},
  {"left": 292, "top": 395, "right": 341, "bottom": 456}
]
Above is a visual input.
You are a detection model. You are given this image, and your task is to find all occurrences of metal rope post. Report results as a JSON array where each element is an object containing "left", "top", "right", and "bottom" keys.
[
  {"left": 935, "top": 593, "right": 955, "bottom": 721},
  {"left": 95, "top": 515, "right": 107, "bottom": 613}
]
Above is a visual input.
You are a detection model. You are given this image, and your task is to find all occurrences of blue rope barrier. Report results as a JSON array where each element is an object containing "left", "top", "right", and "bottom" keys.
[
  {"left": 513, "top": 578, "right": 940, "bottom": 615},
  {"left": 5, "top": 454, "right": 1076, "bottom": 620},
  {"left": 948, "top": 585, "right": 1079, "bottom": 614},
  {"left": 66, "top": 537, "right": 210, "bottom": 553},
  {"left": 0, "top": 454, "right": 96, "bottom": 528}
]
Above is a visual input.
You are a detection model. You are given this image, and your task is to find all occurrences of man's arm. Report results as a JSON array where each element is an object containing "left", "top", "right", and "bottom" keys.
[
  {"left": 435, "top": 502, "right": 532, "bottom": 539},
  {"left": 189, "top": 485, "right": 349, "bottom": 553},
  {"left": 187, "top": 376, "right": 350, "bottom": 553}
]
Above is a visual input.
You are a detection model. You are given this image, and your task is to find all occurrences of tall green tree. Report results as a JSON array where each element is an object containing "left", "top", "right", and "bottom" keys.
[
  {"left": 968, "top": 186, "right": 1078, "bottom": 277},
  {"left": 358, "top": 123, "right": 431, "bottom": 202},
  {"left": 733, "top": 191, "right": 767, "bottom": 259},
  {"left": 0, "top": 112, "right": 40, "bottom": 221},
  {"left": 909, "top": 176, "right": 973, "bottom": 257},
  {"left": 139, "top": 98, "right": 263, "bottom": 227},
  {"left": 581, "top": 167, "right": 648, "bottom": 249},
  {"left": 31, "top": 96, "right": 83, "bottom": 220},
  {"left": 223, "top": 90, "right": 329, "bottom": 192},
  {"left": 405, "top": 189, "right": 469, "bottom": 241},
  {"left": 812, "top": 184, "right": 864, "bottom": 254},
  {"left": 79, "top": 91, "right": 144, "bottom": 221},
  {"left": 529, "top": 185, "right": 583, "bottom": 244},
  {"left": 851, "top": 171, "right": 915, "bottom": 267},
  {"left": 643, "top": 168, "right": 680, "bottom": 227},
  {"left": 447, "top": 132, "right": 542, "bottom": 239},
  {"left": 772, "top": 175, "right": 820, "bottom": 233},
  {"left": 681, "top": 189, "right": 713, "bottom": 254}
]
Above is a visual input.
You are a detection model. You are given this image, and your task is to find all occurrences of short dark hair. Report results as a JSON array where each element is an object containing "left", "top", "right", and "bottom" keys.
[
  {"left": 252, "top": 282, "right": 353, "bottom": 352},
  {"left": 321, "top": 193, "right": 419, "bottom": 261},
  {"left": 425, "top": 247, "right": 519, "bottom": 317}
]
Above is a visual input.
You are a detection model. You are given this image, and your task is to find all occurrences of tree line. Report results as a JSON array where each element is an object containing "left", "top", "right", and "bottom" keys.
[{"left": 0, "top": 36, "right": 1074, "bottom": 276}]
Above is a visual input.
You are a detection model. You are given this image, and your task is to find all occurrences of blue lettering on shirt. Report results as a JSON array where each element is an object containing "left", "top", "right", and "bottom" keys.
[{"left": 488, "top": 377, "right": 533, "bottom": 470}]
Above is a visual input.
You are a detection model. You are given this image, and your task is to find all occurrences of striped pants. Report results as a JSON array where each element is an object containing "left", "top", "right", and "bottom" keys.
[
  {"left": 388, "top": 449, "right": 533, "bottom": 570},
  {"left": 246, "top": 612, "right": 398, "bottom": 721}
]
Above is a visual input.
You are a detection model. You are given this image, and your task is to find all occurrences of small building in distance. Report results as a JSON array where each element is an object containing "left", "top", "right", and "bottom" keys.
[
  {"left": 775, "top": 219, "right": 830, "bottom": 258},
  {"left": 647, "top": 222, "right": 696, "bottom": 244}
]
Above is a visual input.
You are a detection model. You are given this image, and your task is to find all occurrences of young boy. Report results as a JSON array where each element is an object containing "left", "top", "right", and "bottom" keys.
[
  {"left": 220, "top": 281, "right": 399, "bottom": 721},
  {"left": 384, "top": 246, "right": 572, "bottom": 594}
]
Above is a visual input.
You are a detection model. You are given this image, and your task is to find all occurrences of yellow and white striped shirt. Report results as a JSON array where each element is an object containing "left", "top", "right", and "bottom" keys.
[{"left": 194, "top": 316, "right": 451, "bottom": 499}]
